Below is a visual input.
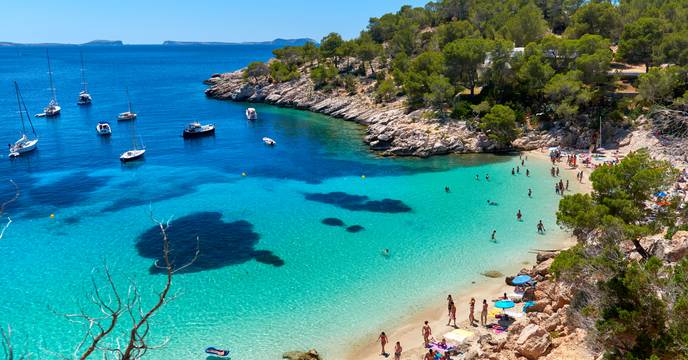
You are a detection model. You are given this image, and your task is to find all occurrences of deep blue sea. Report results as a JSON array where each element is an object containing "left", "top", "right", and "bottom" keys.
[{"left": 0, "top": 45, "right": 573, "bottom": 359}]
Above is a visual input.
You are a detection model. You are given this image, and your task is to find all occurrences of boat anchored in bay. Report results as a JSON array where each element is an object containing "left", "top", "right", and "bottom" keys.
[
  {"left": 9, "top": 82, "right": 39, "bottom": 158},
  {"left": 96, "top": 122, "right": 112, "bottom": 136},
  {"left": 117, "top": 87, "right": 137, "bottom": 121},
  {"left": 120, "top": 123, "right": 145, "bottom": 162},
  {"left": 35, "top": 51, "right": 61, "bottom": 118},
  {"left": 262, "top": 137, "right": 276, "bottom": 146},
  {"left": 246, "top": 107, "right": 257, "bottom": 120},
  {"left": 77, "top": 52, "right": 92, "bottom": 105},
  {"left": 183, "top": 122, "right": 215, "bottom": 138}
]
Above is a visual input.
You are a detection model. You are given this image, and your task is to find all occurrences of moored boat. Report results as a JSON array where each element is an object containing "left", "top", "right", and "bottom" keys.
[
  {"left": 183, "top": 122, "right": 215, "bottom": 138},
  {"left": 117, "top": 87, "right": 137, "bottom": 121},
  {"left": 96, "top": 122, "right": 112, "bottom": 136},
  {"left": 36, "top": 51, "right": 61, "bottom": 117},
  {"left": 245, "top": 107, "right": 257, "bottom": 120},
  {"left": 262, "top": 137, "right": 276, "bottom": 146},
  {"left": 77, "top": 53, "right": 92, "bottom": 105},
  {"left": 9, "top": 82, "right": 39, "bottom": 158},
  {"left": 120, "top": 122, "right": 145, "bottom": 162}
]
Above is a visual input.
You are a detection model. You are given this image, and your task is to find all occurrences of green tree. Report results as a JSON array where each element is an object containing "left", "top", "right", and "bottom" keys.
[
  {"left": 483, "top": 40, "right": 515, "bottom": 97},
  {"left": 402, "top": 51, "right": 445, "bottom": 109},
  {"left": 356, "top": 33, "right": 383, "bottom": 76},
  {"left": 544, "top": 71, "right": 592, "bottom": 120},
  {"left": 320, "top": 32, "right": 344, "bottom": 66},
  {"left": 618, "top": 17, "right": 667, "bottom": 71},
  {"left": 375, "top": 79, "right": 397, "bottom": 102},
  {"left": 479, "top": 104, "right": 520, "bottom": 147},
  {"left": 269, "top": 61, "right": 300, "bottom": 83},
  {"left": 301, "top": 41, "right": 319, "bottom": 67},
  {"left": 516, "top": 54, "right": 555, "bottom": 98},
  {"left": 637, "top": 66, "right": 684, "bottom": 105},
  {"left": 310, "top": 64, "right": 338, "bottom": 89},
  {"left": 423, "top": 75, "right": 455, "bottom": 114},
  {"left": 272, "top": 46, "right": 304, "bottom": 67},
  {"left": 443, "top": 38, "right": 491, "bottom": 96},
  {"left": 436, "top": 20, "right": 480, "bottom": 47},
  {"left": 656, "top": 31, "right": 688, "bottom": 66},
  {"left": 574, "top": 50, "right": 612, "bottom": 86},
  {"left": 244, "top": 61, "right": 270, "bottom": 83},
  {"left": 564, "top": 2, "right": 622, "bottom": 41},
  {"left": 501, "top": 2, "right": 548, "bottom": 47}
]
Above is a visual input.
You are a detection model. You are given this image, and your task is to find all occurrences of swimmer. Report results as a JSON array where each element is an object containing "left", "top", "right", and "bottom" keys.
[
  {"left": 476, "top": 174, "right": 480, "bottom": 181},
  {"left": 491, "top": 230, "right": 496, "bottom": 241},
  {"left": 512, "top": 168, "right": 515, "bottom": 175},
  {"left": 485, "top": 174, "right": 490, "bottom": 181},
  {"left": 526, "top": 169, "right": 530, "bottom": 177},
  {"left": 528, "top": 188, "right": 532, "bottom": 197},
  {"left": 445, "top": 186, "right": 450, "bottom": 193},
  {"left": 537, "top": 220, "right": 546, "bottom": 233},
  {"left": 517, "top": 209, "right": 522, "bottom": 221},
  {"left": 382, "top": 248, "right": 391, "bottom": 257},
  {"left": 516, "top": 166, "right": 520, "bottom": 174}
]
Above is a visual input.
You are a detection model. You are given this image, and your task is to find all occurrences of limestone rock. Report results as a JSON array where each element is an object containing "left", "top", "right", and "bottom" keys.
[
  {"left": 515, "top": 324, "right": 552, "bottom": 360},
  {"left": 665, "top": 231, "right": 688, "bottom": 263},
  {"left": 282, "top": 349, "right": 320, "bottom": 360}
]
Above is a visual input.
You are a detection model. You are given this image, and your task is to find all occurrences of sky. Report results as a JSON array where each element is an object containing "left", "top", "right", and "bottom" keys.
[{"left": 0, "top": 0, "right": 429, "bottom": 44}]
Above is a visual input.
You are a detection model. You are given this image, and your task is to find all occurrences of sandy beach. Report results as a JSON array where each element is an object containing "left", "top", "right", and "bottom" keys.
[{"left": 346, "top": 148, "right": 589, "bottom": 360}]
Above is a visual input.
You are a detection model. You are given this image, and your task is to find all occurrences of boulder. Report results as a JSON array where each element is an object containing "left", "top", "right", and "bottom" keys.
[
  {"left": 282, "top": 349, "right": 320, "bottom": 360},
  {"left": 536, "top": 251, "right": 558, "bottom": 264},
  {"left": 515, "top": 324, "right": 552, "bottom": 360},
  {"left": 533, "top": 258, "right": 554, "bottom": 276},
  {"left": 664, "top": 231, "right": 688, "bottom": 263},
  {"left": 526, "top": 300, "right": 550, "bottom": 313}
]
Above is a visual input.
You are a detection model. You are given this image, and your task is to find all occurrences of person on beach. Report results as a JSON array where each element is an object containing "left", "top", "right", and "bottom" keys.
[
  {"left": 447, "top": 295, "right": 454, "bottom": 317},
  {"left": 566, "top": 179, "right": 569, "bottom": 190},
  {"left": 491, "top": 230, "right": 496, "bottom": 241},
  {"left": 517, "top": 209, "right": 522, "bottom": 221},
  {"left": 448, "top": 301, "right": 457, "bottom": 327},
  {"left": 481, "top": 299, "right": 488, "bottom": 326},
  {"left": 551, "top": 167, "right": 555, "bottom": 177},
  {"left": 556, "top": 167, "right": 560, "bottom": 176},
  {"left": 422, "top": 321, "right": 432, "bottom": 347},
  {"left": 424, "top": 349, "right": 435, "bottom": 360},
  {"left": 394, "top": 342, "right": 402, "bottom": 360},
  {"left": 517, "top": 166, "right": 520, "bottom": 174},
  {"left": 528, "top": 188, "right": 532, "bottom": 197},
  {"left": 469, "top": 298, "right": 477, "bottom": 326},
  {"left": 377, "top": 332, "right": 388, "bottom": 355},
  {"left": 537, "top": 220, "right": 546, "bottom": 233}
]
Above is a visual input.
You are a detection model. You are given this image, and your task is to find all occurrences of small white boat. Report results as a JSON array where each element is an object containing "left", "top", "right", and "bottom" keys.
[
  {"left": 183, "top": 122, "right": 215, "bottom": 138},
  {"left": 117, "top": 87, "right": 137, "bottom": 121},
  {"left": 96, "top": 122, "right": 112, "bottom": 135},
  {"left": 120, "top": 149, "right": 145, "bottom": 162},
  {"left": 262, "top": 137, "right": 276, "bottom": 146},
  {"left": 9, "top": 82, "right": 39, "bottom": 158},
  {"left": 246, "top": 107, "right": 257, "bottom": 120},
  {"left": 77, "top": 53, "right": 92, "bottom": 105}
]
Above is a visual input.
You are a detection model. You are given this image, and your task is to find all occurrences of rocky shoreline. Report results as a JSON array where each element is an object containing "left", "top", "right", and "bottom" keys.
[{"left": 204, "top": 69, "right": 610, "bottom": 157}]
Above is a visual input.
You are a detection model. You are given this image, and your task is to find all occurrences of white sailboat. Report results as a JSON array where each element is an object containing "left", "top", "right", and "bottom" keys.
[
  {"left": 246, "top": 107, "right": 257, "bottom": 120},
  {"left": 120, "top": 123, "right": 145, "bottom": 162},
  {"left": 9, "top": 82, "right": 39, "bottom": 158},
  {"left": 35, "top": 51, "right": 61, "bottom": 117},
  {"left": 77, "top": 52, "right": 92, "bottom": 105},
  {"left": 117, "top": 87, "right": 137, "bottom": 121}
]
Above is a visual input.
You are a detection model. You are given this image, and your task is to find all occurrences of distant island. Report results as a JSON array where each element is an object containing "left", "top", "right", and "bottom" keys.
[
  {"left": 0, "top": 40, "right": 124, "bottom": 47},
  {"left": 162, "top": 38, "right": 317, "bottom": 46}
]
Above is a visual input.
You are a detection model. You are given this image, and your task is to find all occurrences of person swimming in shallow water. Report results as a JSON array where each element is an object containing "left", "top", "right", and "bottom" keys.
[
  {"left": 487, "top": 200, "right": 498, "bottom": 206},
  {"left": 382, "top": 248, "right": 390, "bottom": 257},
  {"left": 528, "top": 188, "right": 532, "bottom": 197},
  {"left": 485, "top": 174, "right": 490, "bottom": 181},
  {"left": 445, "top": 186, "right": 450, "bottom": 193},
  {"left": 476, "top": 174, "right": 480, "bottom": 181}
]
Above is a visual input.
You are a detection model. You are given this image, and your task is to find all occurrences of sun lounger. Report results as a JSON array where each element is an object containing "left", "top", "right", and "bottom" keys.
[{"left": 444, "top": 329, "right": 475, "bottom": 346}]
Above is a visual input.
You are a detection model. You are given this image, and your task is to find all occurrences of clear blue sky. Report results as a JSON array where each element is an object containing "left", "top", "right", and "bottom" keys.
[{"left": 0, "top": 0, "right": 428, "bottom": 44}]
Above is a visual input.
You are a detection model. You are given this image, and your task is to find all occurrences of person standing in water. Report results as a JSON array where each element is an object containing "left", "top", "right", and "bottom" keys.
[
  {"left": 445, "top": 186, "right": 450, "bottom": 193},
  {"left": 526, "top": 169, "right": 530, "bottom": 177},
  {"left": 537, "top": 220, "right": 546, "bottom": 233},
  {"left": 566, "top": 179, "right": 569, "bottom": 190},
  {"left": 422, "top": 321, "right": 432, "bottom": 347},
  {"left": 394, "top": 342, "right": 402, "bottom": 360},
  {"left": 491, "top": 230, "right": 496, "bottom": 241},
  {"left": 517, "top": 209, "right": 522, "bottom": 221},
  {"left": 486, "top": 174, "right": 490, "bottom": 181},
  {"left": 516, "top": 166, "right": 520, "bottom": 174},
  {"left": 528, "top": 188, "right": 532, "bottom": 197},
  {"left": 512, "top": 168, "right": 515, "bottom": 175},
  {"left": 377, "top": 332, "right": 388, "bottom": 355}
]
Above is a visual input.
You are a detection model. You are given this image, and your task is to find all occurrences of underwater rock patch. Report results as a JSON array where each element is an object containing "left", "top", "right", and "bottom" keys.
[
  {"left": 136, "top": 211, "right": 283, "bottom": 273},
  {"left": 321, "top": 217, "right": 345, "bottom": 226},
  {"left": 304, "top": 192, "right": 411, "bottom": 213},
  {"left": 345, "top": 225, "right": 365, "bottom": 233}
]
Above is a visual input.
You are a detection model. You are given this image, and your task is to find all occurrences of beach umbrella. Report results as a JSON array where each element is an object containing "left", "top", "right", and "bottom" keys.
[
  {"left": 512, "top": 275, "right": 532, "bottom": 285},
  {"left": 495, "top": 300, "right": 515, "bottom": 310},
  {"left": 656, "top": 191, "right": 668, "bottom": 198}
]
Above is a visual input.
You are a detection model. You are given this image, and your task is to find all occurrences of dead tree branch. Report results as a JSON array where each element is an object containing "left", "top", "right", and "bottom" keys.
[{"left": 0, "top": 180, "right": 19, "bottom": 241}]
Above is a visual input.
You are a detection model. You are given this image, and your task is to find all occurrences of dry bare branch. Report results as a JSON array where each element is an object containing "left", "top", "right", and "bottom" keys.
[{"left": 0, "top": 180, "right": 19, "bottom": 241}]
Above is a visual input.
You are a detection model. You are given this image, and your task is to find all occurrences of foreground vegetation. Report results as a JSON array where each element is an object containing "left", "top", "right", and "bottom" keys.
[
  {"left": 554, "top": 149, "right": 688, "bottom": 359},
  {"left": 245, "top": 0, "right": 688, "bottom": 148}
]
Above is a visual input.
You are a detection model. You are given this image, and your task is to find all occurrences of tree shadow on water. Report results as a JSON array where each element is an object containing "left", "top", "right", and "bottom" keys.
[
  {"left": 136, "top": 212, "right": 283, "bottom": 274},
  {"left": 304, "top": 192, "right": 412, "bottom": 213}
]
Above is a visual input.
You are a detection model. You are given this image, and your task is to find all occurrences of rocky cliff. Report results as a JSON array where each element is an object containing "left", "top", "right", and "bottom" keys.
[{"left": 205, "top": 70, "right": 604, "bottom": 157}]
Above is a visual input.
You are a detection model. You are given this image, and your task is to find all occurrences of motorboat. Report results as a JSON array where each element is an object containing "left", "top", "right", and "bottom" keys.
[
  {"left": 9, "top": 82, "right": 39, "bottom": 158},
  {"left": 262, "top": 137, "right": 276, "bottom": 146},
  {"left": 77, "top": 53, "right": 92, "bottom": 105},
  {"left": 36, "top": 51, "right": 61, "bottom": 117},
  {"left": 183, "top": 122, "right": 215, "bottom": 138},
  {"left": 246, "top": 107, "right": 257, "bottom": 120},
  {"left": 117, "top": 87, "right": 137, "bottom": 121},
  {"left": 96, "top": 122, "right": 112, "bottom": 135}
]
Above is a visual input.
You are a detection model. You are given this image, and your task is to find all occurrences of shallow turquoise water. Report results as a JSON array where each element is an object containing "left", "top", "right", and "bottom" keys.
[{"left": 0, "top": 46, "right": 572, "bottom": 359}]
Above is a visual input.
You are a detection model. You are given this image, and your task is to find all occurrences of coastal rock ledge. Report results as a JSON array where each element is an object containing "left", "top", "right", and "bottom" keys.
[{"left": 205, "top": 70, "right": 570, "bottom": 157}]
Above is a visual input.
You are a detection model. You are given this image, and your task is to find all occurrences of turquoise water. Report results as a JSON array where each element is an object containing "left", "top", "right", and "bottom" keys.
[{"left": 0, "top": 46, "right": 571, "bottom": 359}]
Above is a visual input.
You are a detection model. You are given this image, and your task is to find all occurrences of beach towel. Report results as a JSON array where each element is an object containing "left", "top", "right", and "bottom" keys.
[{"left": 443, "top": 329, "right": 475, "bottom": 346}]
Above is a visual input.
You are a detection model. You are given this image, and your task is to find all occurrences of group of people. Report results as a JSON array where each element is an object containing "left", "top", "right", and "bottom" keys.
[{"left": 555, "top": 178, "right": 569, "bottom": 195}]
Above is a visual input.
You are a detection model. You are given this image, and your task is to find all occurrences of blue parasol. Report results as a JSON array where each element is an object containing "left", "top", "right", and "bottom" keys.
[
  {"left": 495, "top": 300, "right": 515, "bottom": 310},
  {"left": 656, "top": 191, "right": 668, "bottom": 198},
  {"left": 512, "top": 275, "right": 532, "bottom": 285}
]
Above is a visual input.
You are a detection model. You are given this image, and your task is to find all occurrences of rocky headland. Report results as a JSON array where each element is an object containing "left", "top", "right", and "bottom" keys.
[{"left": 204, "top": 69, "right": 615, "bottom": 158}]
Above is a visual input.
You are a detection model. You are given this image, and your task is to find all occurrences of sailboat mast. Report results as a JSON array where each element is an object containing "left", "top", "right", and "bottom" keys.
[
  {"left": 47, "top": 51, "right": 57, "bottom": 102},
  {"left": 126, "top": 87, "right": 132, "bottom": 113},
  {"left": 14, "top": 82, "right": 37, "bottom": 137},
  {"left": 80, "top": 52, "right": 88, "bottom": 92},
  {"left": 14, "top": 82, "right": 27, "bottom": 134}
]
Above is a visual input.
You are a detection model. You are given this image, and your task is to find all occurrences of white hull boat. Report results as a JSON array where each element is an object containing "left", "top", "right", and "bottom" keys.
[
  {"left": 262, "top": 137, "right": 276, "bottom": 146},
  {"left": 120, "top": 149, "right": 145, "bottom": 162},
  {"left": 37, "top": 51, "right": 61, "bottom": 117},
  {"left": 9, "top": 82, "right": 39, "bottom": 158},
  {"left": 96, "top": 122, "right": 112, "bottom": 135},
  {"left": 77, "top": 53, "right": 92, "bottom": 105},
  {"left": 118, "top": 87, "right": 136, "bottom": 120},
  {"left": 246, "top": 107, "right": 257, "bottom": 120},
  {"left": 183, "top": 122, "right": 215, "bottom": 138}
]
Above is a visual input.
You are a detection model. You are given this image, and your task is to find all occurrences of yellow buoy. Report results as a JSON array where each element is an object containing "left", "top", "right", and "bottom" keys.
[
  {"left": 241, "top": 172, "right": 247, "bottom": 177},
  {"left": 50, "top": 214, "right": 55, "bottom": 219},
  {"left": 361, "top": 175, "right": 366, "bottom": 179}
]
